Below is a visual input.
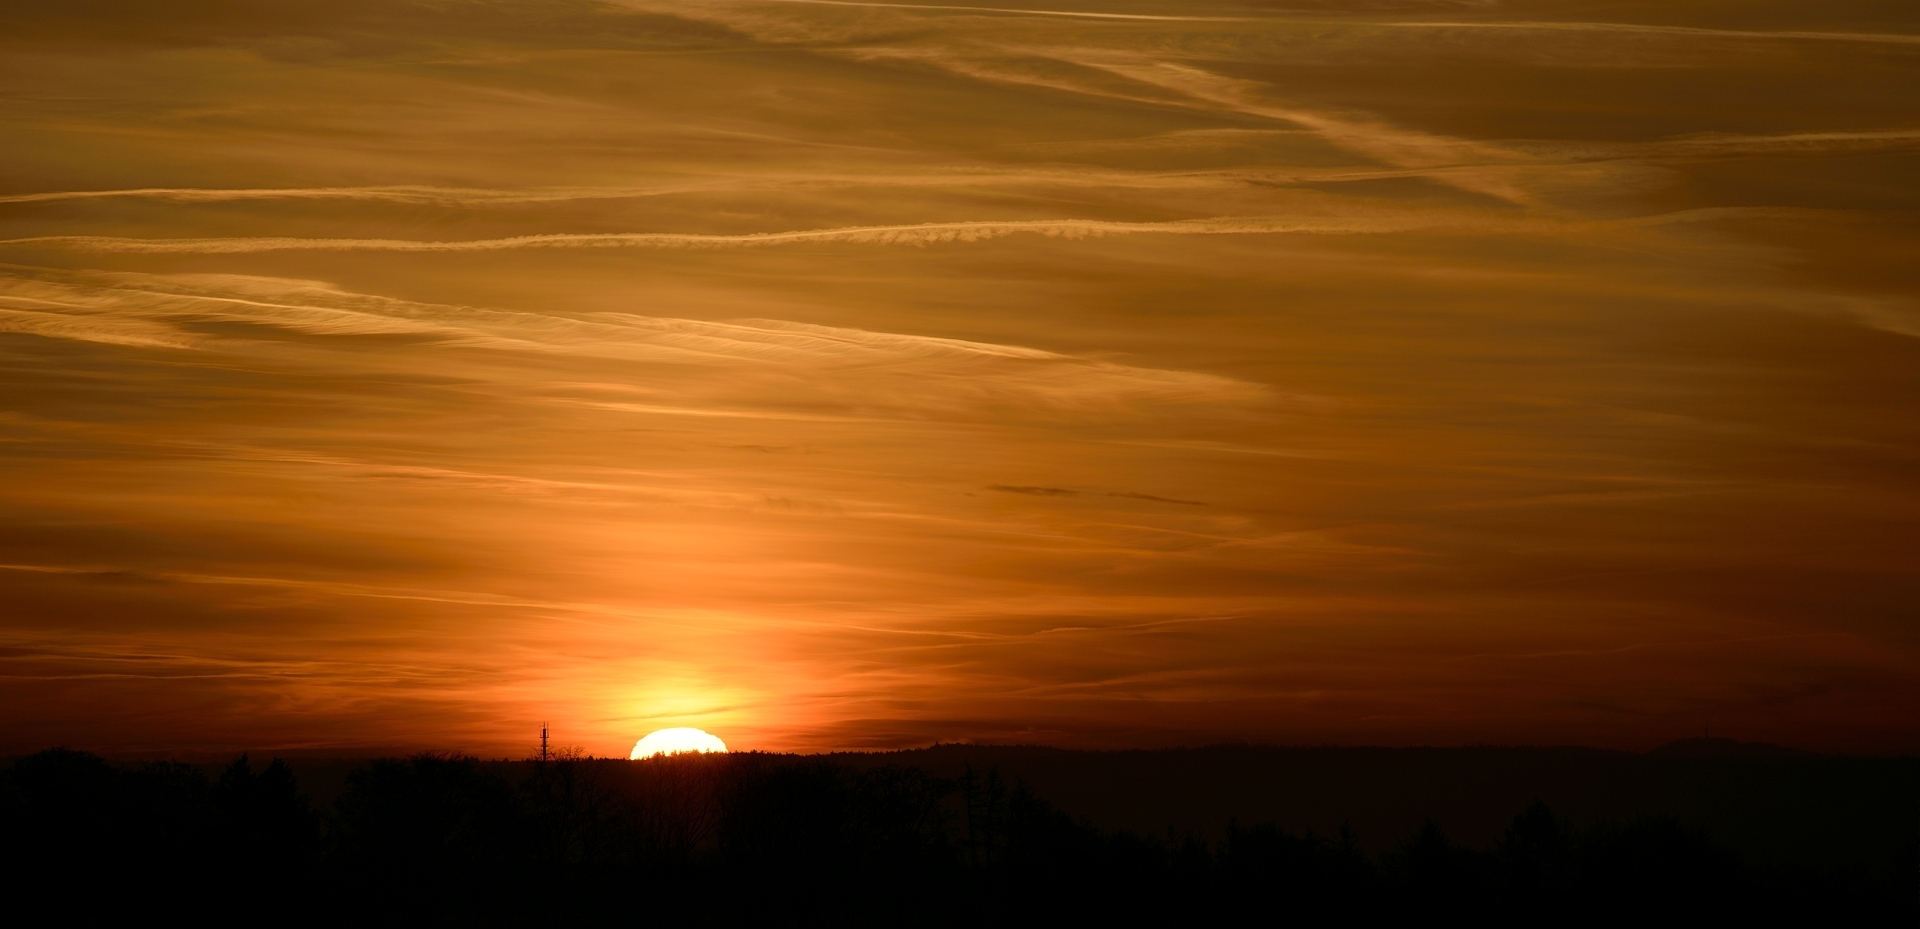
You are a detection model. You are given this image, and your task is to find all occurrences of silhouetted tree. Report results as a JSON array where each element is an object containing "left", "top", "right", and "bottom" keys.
[
  {"left": 2, "top": 747, "right": 1912, "bottom": 922},
  {"left": 212, "top": 754, "right": 319, "bottom": 901},
  {"left": 714, "top": 758, "right": 958, "bottom": 922},
  {"left": 1498, "top": 800, "right": 1575, "bottom": 916},
  {"left": 1384, "top": 819, "right": 1495, "bottom": 919},
  {"left": 329, "top": 753, "right": 525, "bottom": 917},
  {"left": 519, "top": 754, "right": 615, "bottom": 866},
  {"left": 1574, "top": 815, "right": 1747, "bottom": 921},
  {"left": 0, "top": 749, "right": 223, "bottom": 913},
  {"left": 1219, "top": 820, "right": 1376, "bottom": 921}
]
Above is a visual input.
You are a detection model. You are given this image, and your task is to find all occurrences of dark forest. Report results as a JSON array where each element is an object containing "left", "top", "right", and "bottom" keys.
[{"left": 3, "top": 744, "right": 1912, "bottom": 924}]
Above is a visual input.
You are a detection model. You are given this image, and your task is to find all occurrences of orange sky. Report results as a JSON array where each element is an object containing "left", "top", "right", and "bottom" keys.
[{"left": 2, "top": 0, "right": 1917, "bottom": 757}]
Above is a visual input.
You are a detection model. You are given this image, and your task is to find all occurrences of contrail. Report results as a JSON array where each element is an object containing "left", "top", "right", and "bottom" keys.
[
  {"left": 653, "top": 1, "right": 1920, "bottom": 43},
  {"left": 0, "top": 184, "right": 736, "bottom": 206},
  {"left": 0, "top": 208, "right": 1803, "bottom": 255},
  {"left": 1384, "top": 20, "right": 1920, "bottom": 46},
  {"left": 0, "top": 216, "right": 1438, "bottom": 254},
  {"left": 722, "top": 0, "right": 1250, "bottom": 22},
  {"left": 0, "top": 169, "right": 1288, "bottom": 207}
]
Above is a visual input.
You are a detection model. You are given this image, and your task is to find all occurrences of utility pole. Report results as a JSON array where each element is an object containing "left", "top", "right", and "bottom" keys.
[{"left": 540, "top": 722, "right": 549, "bottom": 762}]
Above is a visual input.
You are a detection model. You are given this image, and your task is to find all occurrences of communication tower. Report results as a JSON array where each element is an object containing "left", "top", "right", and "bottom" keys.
[{"left": 540, "top": 722, "right": 549, "bottom": 762}]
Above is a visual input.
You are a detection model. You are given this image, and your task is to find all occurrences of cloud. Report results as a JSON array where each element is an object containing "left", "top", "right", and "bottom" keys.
[
  {"left": 0, "top": 186, "right": 656, "bottom": 206},
  {"left": 986, "top": 486, "right": 1205, "bottom": 505},
  {"left": 0, "top": 207, "right": 1811, "bottom": 259},
  {"left": 728, "top": 3, "right": 1920, "bottom": 42},
  {"left": 0, "top": 164, "right": 1368, "bottom": 205},
  {"left": 0, "top": 268, "right": 1270, "bottom": 421},
  {"left": 0, "top": 304, "right": 193, "bottom": 349},
  {"left": 1108, "top": 491, "right": 1204, "bottom": 506},
  {"left": 1381, "top": 20, "right": 1920, "bottom": 47},
  {"left": 613, "top": 0, "right": 1920, "bottom": 211},
  {"left": 0, "top": 214, "right": 1454, "bottom": 254},
  {"left": 6, "top": 0, "right": 1918, "bottom": 756},
  {"left": 715, "top": 0, "right": 1251, "bottom": 23}
]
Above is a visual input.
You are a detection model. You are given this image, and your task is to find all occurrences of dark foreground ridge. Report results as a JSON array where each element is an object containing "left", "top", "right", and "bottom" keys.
[{"left": 1, "top": 745, "right": 1912, "bottom": 924}]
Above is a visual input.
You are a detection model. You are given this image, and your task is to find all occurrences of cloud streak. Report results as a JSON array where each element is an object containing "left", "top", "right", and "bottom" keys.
[
  {"left": 1382, "top": 20, "right": 1920, "bottom": 47},
  {"left": 0, "top": 208, "right": 1805, "bottom": 255},
  {"left": 0, "top": 215, "right": 1442, "bottom": 253},
  {"left": 722, "top": 0, "right": 1251, "bottom": 22},
  {"left": 0, "top": 166, "right": 1341, "bottom": 206},
  {"left": 0, "top": 268, "right": 1270, "bottom": 422}
]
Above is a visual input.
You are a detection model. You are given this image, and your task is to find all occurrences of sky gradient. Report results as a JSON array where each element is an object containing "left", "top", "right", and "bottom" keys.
[{"left": 2, "top": 0, "right": 1917, "bottom": 757}]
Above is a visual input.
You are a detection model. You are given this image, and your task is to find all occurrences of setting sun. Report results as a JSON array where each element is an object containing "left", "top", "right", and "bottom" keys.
[{"left": 631, "top": 728, "right": 729, "bottom": 759}]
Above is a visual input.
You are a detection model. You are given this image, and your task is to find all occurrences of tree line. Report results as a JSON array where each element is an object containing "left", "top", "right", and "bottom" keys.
[{"left": 0, "top": 747, "right": 1908, "bottom": 924}]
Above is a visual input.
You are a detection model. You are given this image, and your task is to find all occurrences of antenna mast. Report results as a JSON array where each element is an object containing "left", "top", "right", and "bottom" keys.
[{"left": 540, "top": 722, "right": 549, "bottom": 762}]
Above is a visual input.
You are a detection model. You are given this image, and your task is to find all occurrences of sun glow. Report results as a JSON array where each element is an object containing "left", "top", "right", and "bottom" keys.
[{"left": 630, "top": 727, "right": 729, "bottom": 759}]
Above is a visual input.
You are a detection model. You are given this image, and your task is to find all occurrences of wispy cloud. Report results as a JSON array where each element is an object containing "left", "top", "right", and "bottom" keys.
[
  {"left": 1382, "top": 20, "right": 1920, "bottom": 47},
  {"left": 4, "top": 0, "right": 1916, "bottom": 756},
  {"left": 0, "top": 165, "right": 1376, "bottom": 205},
  {"left": 705, "top": 0, "right": 1251, "bottom": 23},
  {"left": 0, "top": 206, "right": 1807, "bottom": 258},
  {"left": 0, "top": 269, "right": 1270, "bottom": 421},
  {"left": 0, "top": 214, "right": 1452, "bottom": 253}
]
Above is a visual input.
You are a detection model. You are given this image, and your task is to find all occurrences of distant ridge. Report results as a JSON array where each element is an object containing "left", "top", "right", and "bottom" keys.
[{"left": 1647, "top": 737, "right": 1817, "bottom": 758}]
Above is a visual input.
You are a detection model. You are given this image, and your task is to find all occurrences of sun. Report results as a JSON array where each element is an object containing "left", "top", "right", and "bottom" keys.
[{"left": 630, "top": 727, "right": 728, "bottom": 759}]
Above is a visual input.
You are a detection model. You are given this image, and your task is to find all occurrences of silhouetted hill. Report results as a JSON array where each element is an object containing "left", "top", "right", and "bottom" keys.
[
  {"left": 3, "top": 745, "right": 1913, "bottom": 923},
  {"left": 1647, "top": 737, "right": 1818, "bottom": 758},
  {"left": 831, "top": 743, "right": 1913, "bottom": 877}
]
